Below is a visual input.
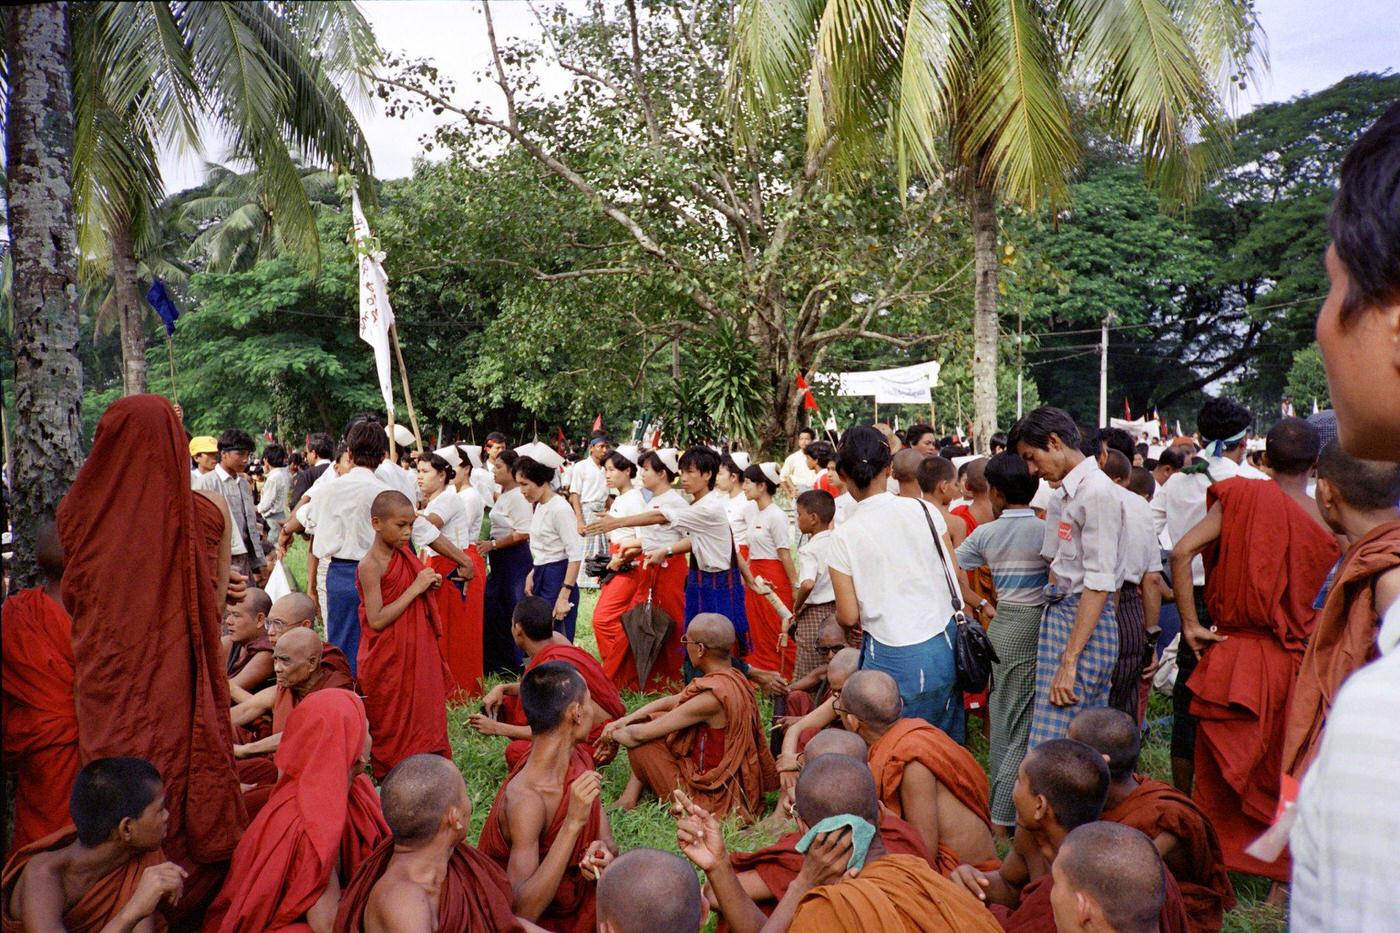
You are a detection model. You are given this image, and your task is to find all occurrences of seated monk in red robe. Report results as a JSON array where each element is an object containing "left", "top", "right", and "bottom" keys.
[
  {"left": 1, "top": 757, "right": 185, "bottom": 933},
  {"left": 1046, "top": 822, "right": 1189, "bottom": 933},
  {"left": 1282, "top": 445, "right": 1400, "bottom": 783},
  {"left": 596, "top": 848, "right": 703, "bottom": 933},
  {"left": 205, "top": 690, "right": 389, "bottom": 932},
  {"left": 337, "top": 754, "right": 528, "bottom": 933},
  {"left": 356, "top": 490, "right": 452, "bottom": 779},
  {"left": 677, "top": 754, "right": 1002, "bottom": 933},
  {"left": 775, "top": 648, "right": 861, "bottom": 810},
  {"left": 725, "top": 729, "right": 933, "bottom": 920},
  {"left": 264, "top": 591, "right": 354, "bottom": 676},
  {"left": 1, "top": 521, "right": 79, "bottom": 856},
  {"left": 224, "top": 587, "right": 275, "bottom": 699},
  {"left": 1171, "top": 472, "right": 1337, "bottom": 881},
  {"left": 836, "top": 670, "right": 997, "bottom": 873},
  {"left": 603, "top": 614, "right": 778, "bottom": 821},
  {"left": 479, "top": 662, "right": 617, "bottom": 933},
  {"left": 469, "top": 596, "right": 626, "bottom": 768},
  {"left": 1070, "top": 708, "right": 1234, "bottom": 932}
]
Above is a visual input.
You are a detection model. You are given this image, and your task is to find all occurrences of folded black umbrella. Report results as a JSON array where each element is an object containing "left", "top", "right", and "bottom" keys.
[{"left": 621, "top": 595, "right": 675, "bottom": 685}]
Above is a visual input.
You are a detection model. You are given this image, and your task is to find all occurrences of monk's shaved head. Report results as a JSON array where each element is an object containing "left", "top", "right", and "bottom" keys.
[
  {"left": 276, "top": 626, "right": 322, "bottom": 662},
  {"left": 597, "top": 848, "right": 701, "bottom": 933},
  {"left": 804, "top": 728, "right": 869, "bottom": 761},
  {"left": 827, "top": 648, "right": 861, "bottom": 690},
  {"left": 1067, "top": 708, "right": 1140, "bottom": 781},
  {"left": 1055, "top": 823, "right": 1165, "bottom": 933},
  {"left": 36, "top": 520, "right": 64, "bottom": 582},
  {"left": 240, "top": 586, "right": 272, "bottom": 619},
  {"left": 962, "top": 458, "right": 989, "bottom": 493},
  {"left": 840, "top": 669, "right": 903, "bottom": 727},
  {"left": 817, "top": 617, "right": 846, "bottom": 648},
  {"left": 686, "top": 613, "right": 735, "bottom": 656},
  {"left": 370, "top": 489, "right": 414, "bottom": 519},
  {"left": 520, "top": 660, "right": 587, "bottom": 734},
  {"left": 380, "top": 754, "right": 469, "bottom": 845},
  {"left": 891, "top": 448, "right": 925, "bottom": 482},
  {"left": 1022, "top": 740, "right": 1109, "bottom": 832},
  {"left": 795, "top": 753, "right": 879, "bottom": 826},
  {"left": 267, "top": 592, "right": 316, "bottom": 634}
]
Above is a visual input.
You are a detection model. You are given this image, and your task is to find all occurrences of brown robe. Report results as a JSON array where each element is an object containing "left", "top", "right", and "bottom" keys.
[
  {"left": 991, "top": 869, "right": 1190, "bottom": 933},
  {"left": 792, "top": 854, "right": 1002, "bottom": 932},
  {"left": 335, "top": 837, "right": 522, "bottom": 932},
  {"left": 626, "top": 666, "right": 779, "bottom": 821},
  {"left": 0, "top": 827, "right": 168, "bottom": 933}
]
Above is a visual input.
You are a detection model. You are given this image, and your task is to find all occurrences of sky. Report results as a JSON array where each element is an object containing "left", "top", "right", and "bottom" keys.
[{"left": 157, "top": 0, "right": 1400, "bottom": 193}]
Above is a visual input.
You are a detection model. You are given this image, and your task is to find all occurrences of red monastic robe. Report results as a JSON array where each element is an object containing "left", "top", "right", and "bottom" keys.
[
  {"left": 501, "top": 642, "right": 628, "bottom": 768},
  {"left": 335, "top": 837, "right": 522, "bottom": 933},
  {"left": 1, "top": 828, "right": 168, "bottom": 933},
  {"left": 992, "top": 870, "right": 1190, "bottom": 933}
]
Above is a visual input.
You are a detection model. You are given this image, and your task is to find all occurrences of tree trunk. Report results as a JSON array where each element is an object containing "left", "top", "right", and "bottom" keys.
[
  {"left": 970, "top": 169, "right": 1000, "bottom": 453},
  {"left": 3, "top": 1, "right": 85, "bottom": 593},
  {"left": 111, "top": 220, "right": 148, "bottom": 395}
]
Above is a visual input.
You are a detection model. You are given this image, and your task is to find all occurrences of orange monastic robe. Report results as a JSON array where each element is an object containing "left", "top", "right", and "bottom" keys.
[
  {"left": 867, "top": 719, "right": 993, "bottom": 873},
  {"left": 0, "top": 828, "right": 168, "bottom": 933},
  {"left": 1, "top": 588, "right": 79, "bottom": 856},
  {"left": 791, "top": 855, "right": 1002, "bottom": 932},
  {"left": 625, "top": 667, "right": 779, "bottom": 821}
]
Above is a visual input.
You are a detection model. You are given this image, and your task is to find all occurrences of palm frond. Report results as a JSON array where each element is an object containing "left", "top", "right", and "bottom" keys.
[
  {"left": 890, "top": 0, "right": 970, "bottom": 190},
  {"left": 727, "top": 0, "right": 826, "bottom": 126}
]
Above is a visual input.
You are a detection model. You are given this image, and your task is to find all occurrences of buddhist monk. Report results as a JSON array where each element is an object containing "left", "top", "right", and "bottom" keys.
[
  {"left": 1, "top": 757, "right": 185, "bottom": 933},
  {"left": 603, "top": 613, "right": 778, "bottom": 820},
  {"left": 1, "top": 521, "right": 78, "bottom": 856},
  {"left": 1171, "top": 417, "right": 1338, "bottom": 884},
  {"left": 265, "top": 591, "right": 354, "bottom": 679},
  {"left": 723, "top": 729, "right": 934, "bottom": 919},
  {"left": 336, "top": 754, "right": 525, "bottom": 933},
  {"left": 224, "top": 587, "right": 275, "bottom": 697},
  {"left": 1049, "top": 823, "right": 1174, "bottom": 933},
  {"left": 679, "top": 753, "right": 1001, "bottom": 933},
  {"left": 1282, "top": 444, "right": 1400, "bottom": 782},
  {"left": 1068, "top": 708, "right": 1234, "bottom": 932},
  {"left": 596, "top": 848, "right": 703, "bottom": 933},
  {"left": 479, "top": 661, "right": 616, "bottom": 932},
  {"left": 778, "top": 617, "right": 849, "bottom": 717},
  {"left": 776, "top": 647, "right": 861, "bottom": 806},
  {"left": 205, "top": 690, "right": 389, "bottom": 932},
  {"left": 836, "top": 669, "right": 997, "bottom": 872},
  {"left": 357, "top": 490, "right": 452, "bottom": 778},
  {"left": 469, "top": 596, "right": 626, "bottom": 767}
]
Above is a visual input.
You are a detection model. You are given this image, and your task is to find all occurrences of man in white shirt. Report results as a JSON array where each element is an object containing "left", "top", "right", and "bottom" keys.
[
  {"left": 1148, "top": 396, "right": 1264, "bottom": 791},
  {"left": 193, "top": 429, "right": 264, "bottom": 579},
  {"left": 256, "top": 443, "right": 291, "bottom": 544},
  {"left": 779, "top": 427, "right": 818, "bottom": 496},
  {"left": 568, "top": 433, "right": 612, "bottom": 589}
]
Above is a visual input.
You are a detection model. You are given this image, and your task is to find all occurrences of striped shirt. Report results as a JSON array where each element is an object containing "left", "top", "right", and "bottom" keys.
[{"left": 955, "top": 509, "right": 1050, "bottom": 606}]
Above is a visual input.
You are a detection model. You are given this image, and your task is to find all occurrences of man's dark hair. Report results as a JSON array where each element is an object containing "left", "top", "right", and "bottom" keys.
[
  {"left": 1196, "top": 396, "right": 1252, "bottom": 445},
  {"left": 905, "top": 424, "right": 936, "bottom": 449},
  {"left": 1317, "top": 442, "right": 1400, "bottom": 510},
  {"left": 1135, "top": 442, "right": 1150, "bottom": 460},
  {"left": 485, "top": 431, "right": 510, "bottom": 446},
  {"left": 307, "top": 432, "right": 334, "bottom": 460},
  {"left": 1068, "top": 708, "right": 1141, "bottom": 782},
  {"left": 512, "top": 596, "right": 556, "bottom": 642},
  {"left": 990, "top": 432, "right": 1009, "bottom": 453},
  {"left": 1008, "top": 407, "right": 1081, "bottom": 453},
  {"left": 1265, "top": 416, "right": 1322, "bottom": 476},
  {"left": 1103, "top": 449, "right": 1132, "bottom": 483},
  {"left": 984, "top": 452, "right": 1037, "bottom": 505},
  {"left": 347, "top": 421, "right": 388, "bottom": 468},
  {"left": 1023, "top": 739, "right": 1109, "bottom": 832},
  {"left": 797, "top": 426, "right": 816, "bottom": 440},
  {"left": 916, "top": 453, "right": 955, "bottom": 493},
  {"left": 1329, "top": 100, "right": 1400, "bottom": 324},
  {"left": 641, "top": 451, "right": 677, "bottom": 482},
  {"left": 836, "top": 426, "right": 892, "bottom": 490},
  {"left": 519, "top": 660, "right": 586, "bottom": 734},
  {"left": 289, "top": 451, "right": 306, "bottom": 470},
  {"left": 805, "top": 440, "right": 835, "bottom": 467},
  {"left": 1128, "top": 467, "right": 1155, "bottom": 498},
  {"left": 342, "top": 411, "right": 381, "bottom": 440},
  {"left": 217, "top": 428, "right": 255, "bottom": 453},
  {"left": 1076, "top": 424, "right": 1102, "bottom": 458},
  {"left": 1058, "top": 823, "right": 1166, "bottom": 933},
  {"left": 939, "top": 444, "right": 968, "bottom": 459},
  {"left": 1156, "top": 447, "right": 1186, "bottom": 471},
  {"left": 605, "top": 450, "right": 637, "bottom": 477},
  {"left": 678, "top": 447, "right": 719, "bottom": 488},
  {"left": 796, "top": 489, "right": 836, "bottom": 524},
  {"left": 71, "top": 757, "right": 162, "bottom": 846},
  {"left": 262, "top": 443, "right": 287, "bottom": 468},
  {"left": 514, "top": 456, "right": 556, "bottom": 487},
  {"left": 1100, "top": 427, "right": 1136, "bottom": 462},
  {"left": 497, "top": 448, "right": 519, "bottom": 472}
]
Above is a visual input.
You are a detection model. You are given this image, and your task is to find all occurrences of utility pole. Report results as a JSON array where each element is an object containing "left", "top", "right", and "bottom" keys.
[
  {"left": 1016, "top": 308, "right": 1025, "bottom": 421},
  {"left": 1097, "top": 312, "right": 1116, "bottom": 428}
]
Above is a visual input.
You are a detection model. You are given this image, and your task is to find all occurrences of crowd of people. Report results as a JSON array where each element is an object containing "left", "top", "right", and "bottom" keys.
[{"left": 2, "top": 101, "right": 1398, "bottom": 933}]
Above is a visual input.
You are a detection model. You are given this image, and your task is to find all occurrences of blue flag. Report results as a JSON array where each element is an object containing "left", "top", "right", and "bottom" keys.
[{"left": 146, "top": 279, "right": 180, "bottom": 336}]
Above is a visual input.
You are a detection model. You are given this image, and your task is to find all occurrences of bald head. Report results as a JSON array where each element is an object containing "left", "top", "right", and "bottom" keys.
[
  {"left": 267, "top": 592, "right": 316, "bottom": 636},
  {"left": 686, "top": 613, "right": 735, "bottom": 656},
  {"left": 371, "top": 489, "right": 414, "bottom": 520},
  {"left": 817, "top": 617, "right": 846, "bottom": 649},
  {"left": 1067, "top": 708, "right": 1140, "bottom": 781},
  {"left": 380, "top": 754, "right": 469, "bottom": 845},
  {"left": 1023, "top": 740, "right": 1109, "bottom": 832},
  {"left": 891, "top": 448, "right": 925, "bottom": 482},
  {"left": 840, "top": 669, "right": 902, "bottom": 728},
  {"left": 804, "top": 728, "right": 869, "bottom": 761},
  {"left": 598, "top": 848, "right": 701, "bottom": 932},
  {"left": 961, "top": 458, "right": 989, "bottom": 494},
  {"left": 827, "top": 648, "right": 861, "bottom": 690},
  {"left": 36, "top": 520, "right": 64, "bottom": 582},
  {"left": 276, "top": 626, "right": 322, "bottom": 661},
  {"left": 240, "top": 586, "right": 272, "bottom": 619},
  {"left": 1054, "top": 823, "right": 1165, "bottom": 933},
  {"left": 795, "top": 753, "right": 879, "bottom": 826}
]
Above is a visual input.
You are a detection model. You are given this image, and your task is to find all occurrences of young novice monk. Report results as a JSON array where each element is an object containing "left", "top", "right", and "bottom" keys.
[
  {"left": 357, "top": 490, "right": 453, "bottom": 779},
  {"left": 1, "top": 757, "right": 185, "bottom": 933}
]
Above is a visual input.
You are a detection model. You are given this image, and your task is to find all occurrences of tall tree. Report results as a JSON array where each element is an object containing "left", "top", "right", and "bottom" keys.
[
  {"left": 2, "top": 2, "right": 86, "bottom": 590},
  {"left": 731, "top": 0, "right": 1261, "bottom": 447}
]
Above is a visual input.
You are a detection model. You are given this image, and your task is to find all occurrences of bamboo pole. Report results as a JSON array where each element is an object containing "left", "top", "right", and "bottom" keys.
[
  {"left": 165, "top": 335, "right": 180, "bottom": 406},
  {"left": 389, "top": 323, "right": 424, "bottom": 453}
]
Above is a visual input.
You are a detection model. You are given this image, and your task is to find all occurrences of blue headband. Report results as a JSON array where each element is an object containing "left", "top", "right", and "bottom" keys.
[{"left": 1205, "top": 428, "right": 1248, "bottom": 457}]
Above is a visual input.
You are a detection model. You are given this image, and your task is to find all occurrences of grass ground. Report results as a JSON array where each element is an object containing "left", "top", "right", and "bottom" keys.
[{"left": 281, "top": 541, "right": 1286, "bottom": 931}]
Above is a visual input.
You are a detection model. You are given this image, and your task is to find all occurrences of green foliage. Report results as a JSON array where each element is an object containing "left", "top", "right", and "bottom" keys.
[{"left": 1284, "top": 345, "right": 1330, "bottom": 411}]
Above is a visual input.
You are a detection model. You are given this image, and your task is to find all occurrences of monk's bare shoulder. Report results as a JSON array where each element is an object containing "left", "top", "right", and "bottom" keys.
[
  {"left": 9, "top": 848, "right": 71, "bottom": 924},
  {"left": 501, "top": 774, "right": 549, "bottom": 846},
  {"left": 364, "top": 872, "right": 436, "bottom": 933}
]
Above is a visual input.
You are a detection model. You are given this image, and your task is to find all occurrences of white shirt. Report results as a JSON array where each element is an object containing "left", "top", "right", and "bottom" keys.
[
  {"left": 1040, "top": 457, "right": 1127, "bottom": 594},
  {"left": 1030, "top": 479, "right": 1055, "bottom": 512},
  {"left": 194, "top": 464, "right": 247, "bottom": 556},
  {"left": 746, "top": 502, "right": 790, "bottom": 561},
  {"left": 639, "top": 489, "right": 688, "bottom": 552},
  {"left": 827, "top": 491, "right": 957, "bottom": 647},
  {"left": 457, "top": 484, "right": 485, "bottom": 545},
  {"left": 798, "top": 529, "right": 837, "bottom": 604},
  {"left": 425, "top": 487, "right": 480, "bottom": 550},
  {"left": 725, "top": 493, "right": 752, "bottom": 547},
  {"left": 607, "top": 488, "right": 647, "bottom": 544},
  {"left": 307, "top": 466, "right": 441, "bottom": 561},
  {"left": 529, "top": 494, "right": 584, "bottom": 565},
  {"left": 1150, "top": 455, "right": 1267, "bottom": 585},
  {"left": 257, "top": 466, "right": 291, "bottom": 520},
  {"left": 569, "top": 456, "right": 609, "bottom": 504},
  {"left": 780, "top": 449, "right": 817, "bottom": 488},
  {"left": 1113, "top": 484, "right": 1162, "bottom": 585},
  {"left": 659, "top": 490, "right": 735, "bottom": 573},
  {"left": 833, "top": 492, "right": 857, "bottom": 526},
  {"left": 470, "top": 466, "right": 497, "bottom": 508},
  {"left": 489, "top": 487, "right": 534, "bottom": 542}
]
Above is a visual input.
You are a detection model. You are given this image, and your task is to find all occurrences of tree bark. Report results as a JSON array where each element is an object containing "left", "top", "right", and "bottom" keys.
[
  {"left": 110, "top": 219, "right": 148, "bottom": 395},
  {"left": 3, "top": 1, "right": 85, "bottom": 593},
  {"left": 970, "top": 168, "right": 1000, "bottom": 453}
]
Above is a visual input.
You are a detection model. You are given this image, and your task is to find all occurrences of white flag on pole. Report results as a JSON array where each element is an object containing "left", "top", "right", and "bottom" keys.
[{"left": 351, "top": 188, "right": 395, "bottom": 414}]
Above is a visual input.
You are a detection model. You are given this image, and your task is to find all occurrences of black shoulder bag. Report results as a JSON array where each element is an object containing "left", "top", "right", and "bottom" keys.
[{"left": 915, "top": 499, "right": 1000, "bottom": 693}]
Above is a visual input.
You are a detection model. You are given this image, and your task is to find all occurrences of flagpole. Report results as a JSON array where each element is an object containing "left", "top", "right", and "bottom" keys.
[
  {"left": 165, "top": 333, "right": 179, "bottom": 406},
  {"left": 386, "top": 406, "right": 398, "bottom": 462},
  {"left": 389, "top": 323, "right": 424, "bottom": 453}
]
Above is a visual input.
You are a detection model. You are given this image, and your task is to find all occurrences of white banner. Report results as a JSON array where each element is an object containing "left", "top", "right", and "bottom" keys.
[
  {"left": 352, "top": 189, "right": 395, "bottom": 415},
  {"left": 814, "top": 360, "right": 941, "bottom": 405},
  {"left": 1110, "top": 417, "right": 1161, "bottom": 441}
]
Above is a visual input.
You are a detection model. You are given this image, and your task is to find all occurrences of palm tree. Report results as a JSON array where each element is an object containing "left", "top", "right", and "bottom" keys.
[
  {"left": 71, "top": 1, "right": 378, "bottom": 395},
  {"left": 731, "top": 0, "right": 1262, "bottom": 447},
  {"left": 181, "top": 161, "right": 338, "bottom": 273}
]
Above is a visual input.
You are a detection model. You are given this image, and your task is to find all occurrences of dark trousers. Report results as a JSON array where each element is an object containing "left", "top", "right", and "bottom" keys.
[
  {"left": 483, "top": 544, "right": 531, "bottom": 675},
  {"left": 1171, "top": 586, "right": 1210, "bottom": 761}
]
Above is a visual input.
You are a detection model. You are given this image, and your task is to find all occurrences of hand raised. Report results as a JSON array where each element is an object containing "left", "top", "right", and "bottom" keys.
[
  {"left": 566, "top": 771, "right": 603, "bottom": 825},
  {"left": 127, "top": 862, "right": 188, "bottom": 917},
  {"left": 948, "top": 864, "right": 992, "bottom": 901}
]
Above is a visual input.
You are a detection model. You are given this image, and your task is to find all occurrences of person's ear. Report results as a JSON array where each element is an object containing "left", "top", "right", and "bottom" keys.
[
  {"left": 1316, "top": 477, "right": 1337, "bottom": 514},
  {"left": 1076, "top": 890, "right": 1095, "bottom": 928},
  {"left": 117, "top": 816, "right": 135, "bottom": 843},
  {"left": 1386, "top": 302, "right": 1400, "bottom": 371}
]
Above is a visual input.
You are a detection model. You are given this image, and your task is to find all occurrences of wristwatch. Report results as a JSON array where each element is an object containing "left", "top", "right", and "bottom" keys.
[{"left": 976, "top": 598, "right": 989, "bottom": 611}]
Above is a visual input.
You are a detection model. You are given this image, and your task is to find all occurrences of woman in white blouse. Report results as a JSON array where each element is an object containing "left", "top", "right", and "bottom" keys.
[
  {"left": 516, "top": 455, "right": 584, "bottom": 640},
  {"left": 417, "top": 453, "right": 482, "bottom": 697},
  {"left": 479, "top": 448, "right": 533, "bottom": 674},
  {"left": 717, "top": 453, "right": 753, "bottom": 557},
  {"left": 590, "top": 449, "right": 651, "bottom": 688},
  {"left": 741, "top": 461, "right": 799, "bottom": 675}
]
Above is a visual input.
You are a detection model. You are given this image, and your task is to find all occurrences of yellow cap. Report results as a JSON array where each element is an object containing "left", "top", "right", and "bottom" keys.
[{"left": 188, "top": 436, "right": 218, "bottom": 457}]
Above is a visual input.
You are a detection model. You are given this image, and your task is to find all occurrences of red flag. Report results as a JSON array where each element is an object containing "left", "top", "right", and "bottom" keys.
[
  {"left": 1123, "top": 398, "right": 1132, "bottom": 420},
  {"left": 795, "top": 372, "right": 819, "bottom": 411},
  {"left": 592, "top": 413, "right": 603, "bottom": 433}
]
